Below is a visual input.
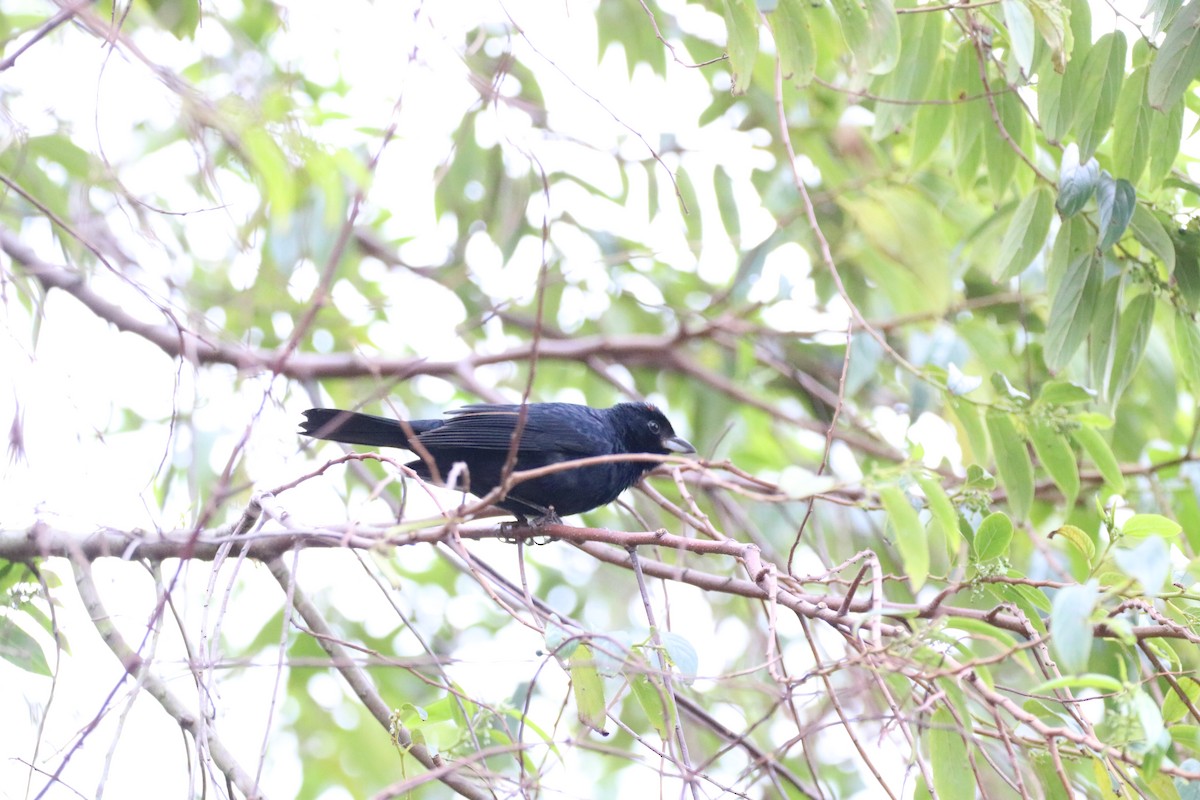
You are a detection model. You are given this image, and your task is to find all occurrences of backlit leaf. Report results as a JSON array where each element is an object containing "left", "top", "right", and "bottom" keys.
[
  {"left": 995, "top": 187, "right": 1054, "bottom": 279},
  {"left": 930, "top": 707, "right": 974, "bottom": 800},
  {"left": 1175, "top": 309, "right": 1200, "bottom": 392},
  {"left": 724, "top": 0, "right": 760, "bottom": 94},
  {"left": 974, "top": 511, "right": 1014, "bottom": 561},
  {"left": 986, "top": 412, "right": 1034, "bottom": 520},
  {"left": 880, "top": 485, "right": 929, "bottom": 591},
  {"left": 1071, "top": 425, "right": 1125, "bottom": 492},
  {"left": 770, "top": 0, "right": 816, "bottom": 86},
  {"left": 1149, "top": 0, "right": 1200, "bottom": 111},
  {"left": 1029, "top": 422, "right": 1079, "bottom": 507},
  {"left": 1045, "top": 250, "right": 1100, "bottom": 370},
  {"left": 1050, "top": 580, "right": 1098, "bottom": 674}
]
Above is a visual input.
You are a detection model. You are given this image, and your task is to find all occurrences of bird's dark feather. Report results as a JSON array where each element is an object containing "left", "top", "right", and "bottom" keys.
[{"left": 299, "top": 401, "right": 694, "bottom": 519}]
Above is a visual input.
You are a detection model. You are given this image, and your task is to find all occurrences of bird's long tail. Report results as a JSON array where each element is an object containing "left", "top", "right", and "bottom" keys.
[{"left": 299, "top": 408, "right": 416, "bottom": 447}]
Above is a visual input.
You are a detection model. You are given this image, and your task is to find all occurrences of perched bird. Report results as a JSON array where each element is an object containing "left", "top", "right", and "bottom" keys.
[{"left": 299, "top": 402, "right": 695, "bottom": 520}]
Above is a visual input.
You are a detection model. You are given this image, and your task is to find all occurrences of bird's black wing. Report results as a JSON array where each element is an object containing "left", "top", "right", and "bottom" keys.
[{"left": 416, "top": 403, "right": 611, "bottom": 454}]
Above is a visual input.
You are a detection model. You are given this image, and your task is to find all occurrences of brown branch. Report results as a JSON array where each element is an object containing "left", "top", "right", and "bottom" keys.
[{"left": 10, "top": 521, "right": 1200, "bottom": 645}]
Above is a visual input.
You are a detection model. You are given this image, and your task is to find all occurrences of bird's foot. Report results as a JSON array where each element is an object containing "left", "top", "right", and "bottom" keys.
[{"left": 498, "top": 506, "right": 559, "bottom": 544}]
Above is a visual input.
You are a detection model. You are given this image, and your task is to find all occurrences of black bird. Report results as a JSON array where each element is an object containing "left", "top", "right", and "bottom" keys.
[{"left": 299, "top": 402, "right": 695, "bottom": 519}]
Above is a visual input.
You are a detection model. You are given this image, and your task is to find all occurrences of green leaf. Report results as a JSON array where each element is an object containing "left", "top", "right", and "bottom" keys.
[
  {"left": 1122, "top": 513, "right": 1183, "bottom": 539},
  {"left": 1109, "top": 292, "right": 1155, "bottom": 405},
  {"left": 1096, "top": 173, "right": 1136, "bottom": 250},
  {"left": 1175, "top": 310, "right": 1200, "bottom": 392},
  {"left": 949, "top": 396, "right": 989, "bottom": 464},
  {"left": 986, "top": 412, "right": 1034, "bottom": 520},
  {"left": 1029, "top": 422, "right": 1079, "bottom": 507},
  {"left": 770, "top": 0, "right": 816, "bottom": 86},
  {"left": 660, "top": 632, "right": 698, "bottom": 681},
  {"left": 1044, "top": 250, "right": 1100, "bottom": 370},
  {"left": 995, "top": 187, "right": 1054, "bottom": 279},
  {"left": 1050, "top": 524, "right": 1095, "bottom": 563},
  {"left": 630, "top": 674, "right": 675, "bottom": 739},
  {"left": 1163, "top": 677, "right": 1200, "bottom": 724},
  {"left": 570, "top": 644, "right": 608, "bottom": 733},
  {"left": 1148, "top": 97, "right": 1184, "bottom": 185},
  {"left": 930, "top": 707, "right": 974, "bottom": 800},
  {"left": 1071, "top": 425, "right": 1125, "bottom": 492},
  {"left": 1149, "top": 0, "right": 1200, "bottom": 111},
  {"left": 0, "top": 615, "right": 50, "bottom": 676},
  {"left": 1130, "top": 204, "right": 1176, "bottom": 275},
  {"left": 724, "top": 0, "right": 760, "bottom": 94},
  {"left": 917, "top": 473, "right": 962, "bottom": 554},
  {"left": 880, "top": 485, "right": 929, "bottom": 591},
  {"left": 1030, "top": 673, "right": 1124, "bottom": 694},
  {"left": 863, "top": 0, "right": 902, "bottom": 75},
  {"left": 1090, "top": 278, "right": 1120, "bottom": 396},
  {"left": 1056, "top": 144, "right": 1100, "bottom": 216},
  {"left": 974, "top": 511, "right": 1014, "bottom": 561},
  {"left": 1050, "top": 580, "right": 1098, "bottom": 674},
  {"left": 1003, "top": 0, "right": 1036, "bottom": 75},
  {"left": 1113, "top": 66, "right": 1152, "bottom": 184},
  {"left": 714, "top": 166, "right": 740, "bottom": 242},
  {"left": 829, "top": 0, "right": 871, "bottom": 76},
  {"left": 145, "top": 0, "right": 201, "bottom": 39},
  {"left": 912, "top": 69, "right": 953, "bottom": 166},
  {"left": 871, "top": 7, "right": 942, "bottom": 136},
  {"left": 1037, "top": 380, "right": 1096, "bottom": 406},
  {"left": 1175, "top": 226, "right": 1200, "bottom": 310},
  {"left": 1075, "top": 32, "right": 1126, "bottom": 160}
]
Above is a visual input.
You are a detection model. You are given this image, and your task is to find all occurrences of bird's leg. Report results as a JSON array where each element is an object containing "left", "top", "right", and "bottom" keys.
[{"left": 496, "top": 501, "right": 559, "bottom": 544}]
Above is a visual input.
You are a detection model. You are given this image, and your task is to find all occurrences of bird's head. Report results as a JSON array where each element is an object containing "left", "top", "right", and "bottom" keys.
[{"left": 610, "top": 402, "right": 696, "bottom": 457}]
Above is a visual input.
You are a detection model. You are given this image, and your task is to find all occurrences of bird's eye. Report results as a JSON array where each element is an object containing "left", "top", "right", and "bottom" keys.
[{"left": 647, "top": 420, "right": 661, "bottom": 435}]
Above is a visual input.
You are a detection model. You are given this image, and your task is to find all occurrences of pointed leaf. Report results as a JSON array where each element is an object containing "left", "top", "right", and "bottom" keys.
[
  {"left": 996, "top": 186, "right": 1054, "bottom": 279},
  {"left": 570, "top": 645, "right": 608, "bottom": 733},
  {"left": 1109, "top": 292, "right": 1156, "bottom": 404},
  {"left": 1003, "top": 0, "right": 1036, "bottom": 75},
  {"left": 930, "top": 707, "right": 974, "bottom": 800},
  {"left": 1088, "top": 278, "right": 1121, "bottom": 400},
  {"left": 880, "top": 485, "right": 929, "bottom": 591},
  {"left": 771, "top": 0, "right": 816, "bottom": 86},
  {"left": 724, "top": 0, "right": 760, "bottom": 94},
  {"left": 1045, "top": 250, "right": 1100, "bottom": 369},
  {"left": 1149, "top": 0, "right": 1200, "bottom": 111},
  {"left": 1130, "top": 203, "right": 1176, "bottom": 275},
  {"left": 1176, "top": 309, "right": 1200, "bottom": 392},
  {"left": 917, "top": 473, "right": 962, "bottom": 554},
  {"left": 1123, "top": 513, "right": 1183, "bottom": 539},
  {"left": 987, "top": 412, "right": 1034, "bottom": 520},
  {"left": 1072, "top": 425, "right": 1125, "bottom": 492},
  {"left": 1113, "top": 66, "right": 1152, "bottom": 184},
  {"left": 1075, "top": 32, "right": 1126, "bottom": 159},
  {"left": 974, "top": 511, "right": 1014, "bottom": 561},
  {"left": 1029, "top": 422, "right": 1079, "bottom": 506},
  {"left": 1050, "top": 524, "right": 1096, "bottom": 563},
  {"left": 864, "top": 0, "right": 901, "bottom": 75},
  {"left": 950, "top": 396, "right": 989, "bottom": 463},
  {"left": 1096, "top": 173, "right": 1137, "bottom": 250}
]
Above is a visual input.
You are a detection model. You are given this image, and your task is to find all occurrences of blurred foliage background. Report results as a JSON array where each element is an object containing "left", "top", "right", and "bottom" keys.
[{"left": 5, "top": 0, "right": 1200, "bottom": 797}]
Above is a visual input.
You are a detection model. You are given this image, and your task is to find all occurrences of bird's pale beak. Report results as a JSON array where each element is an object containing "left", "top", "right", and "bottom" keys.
[{"left": 663, "top": 435, "right": 696, "bottom": 454}]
